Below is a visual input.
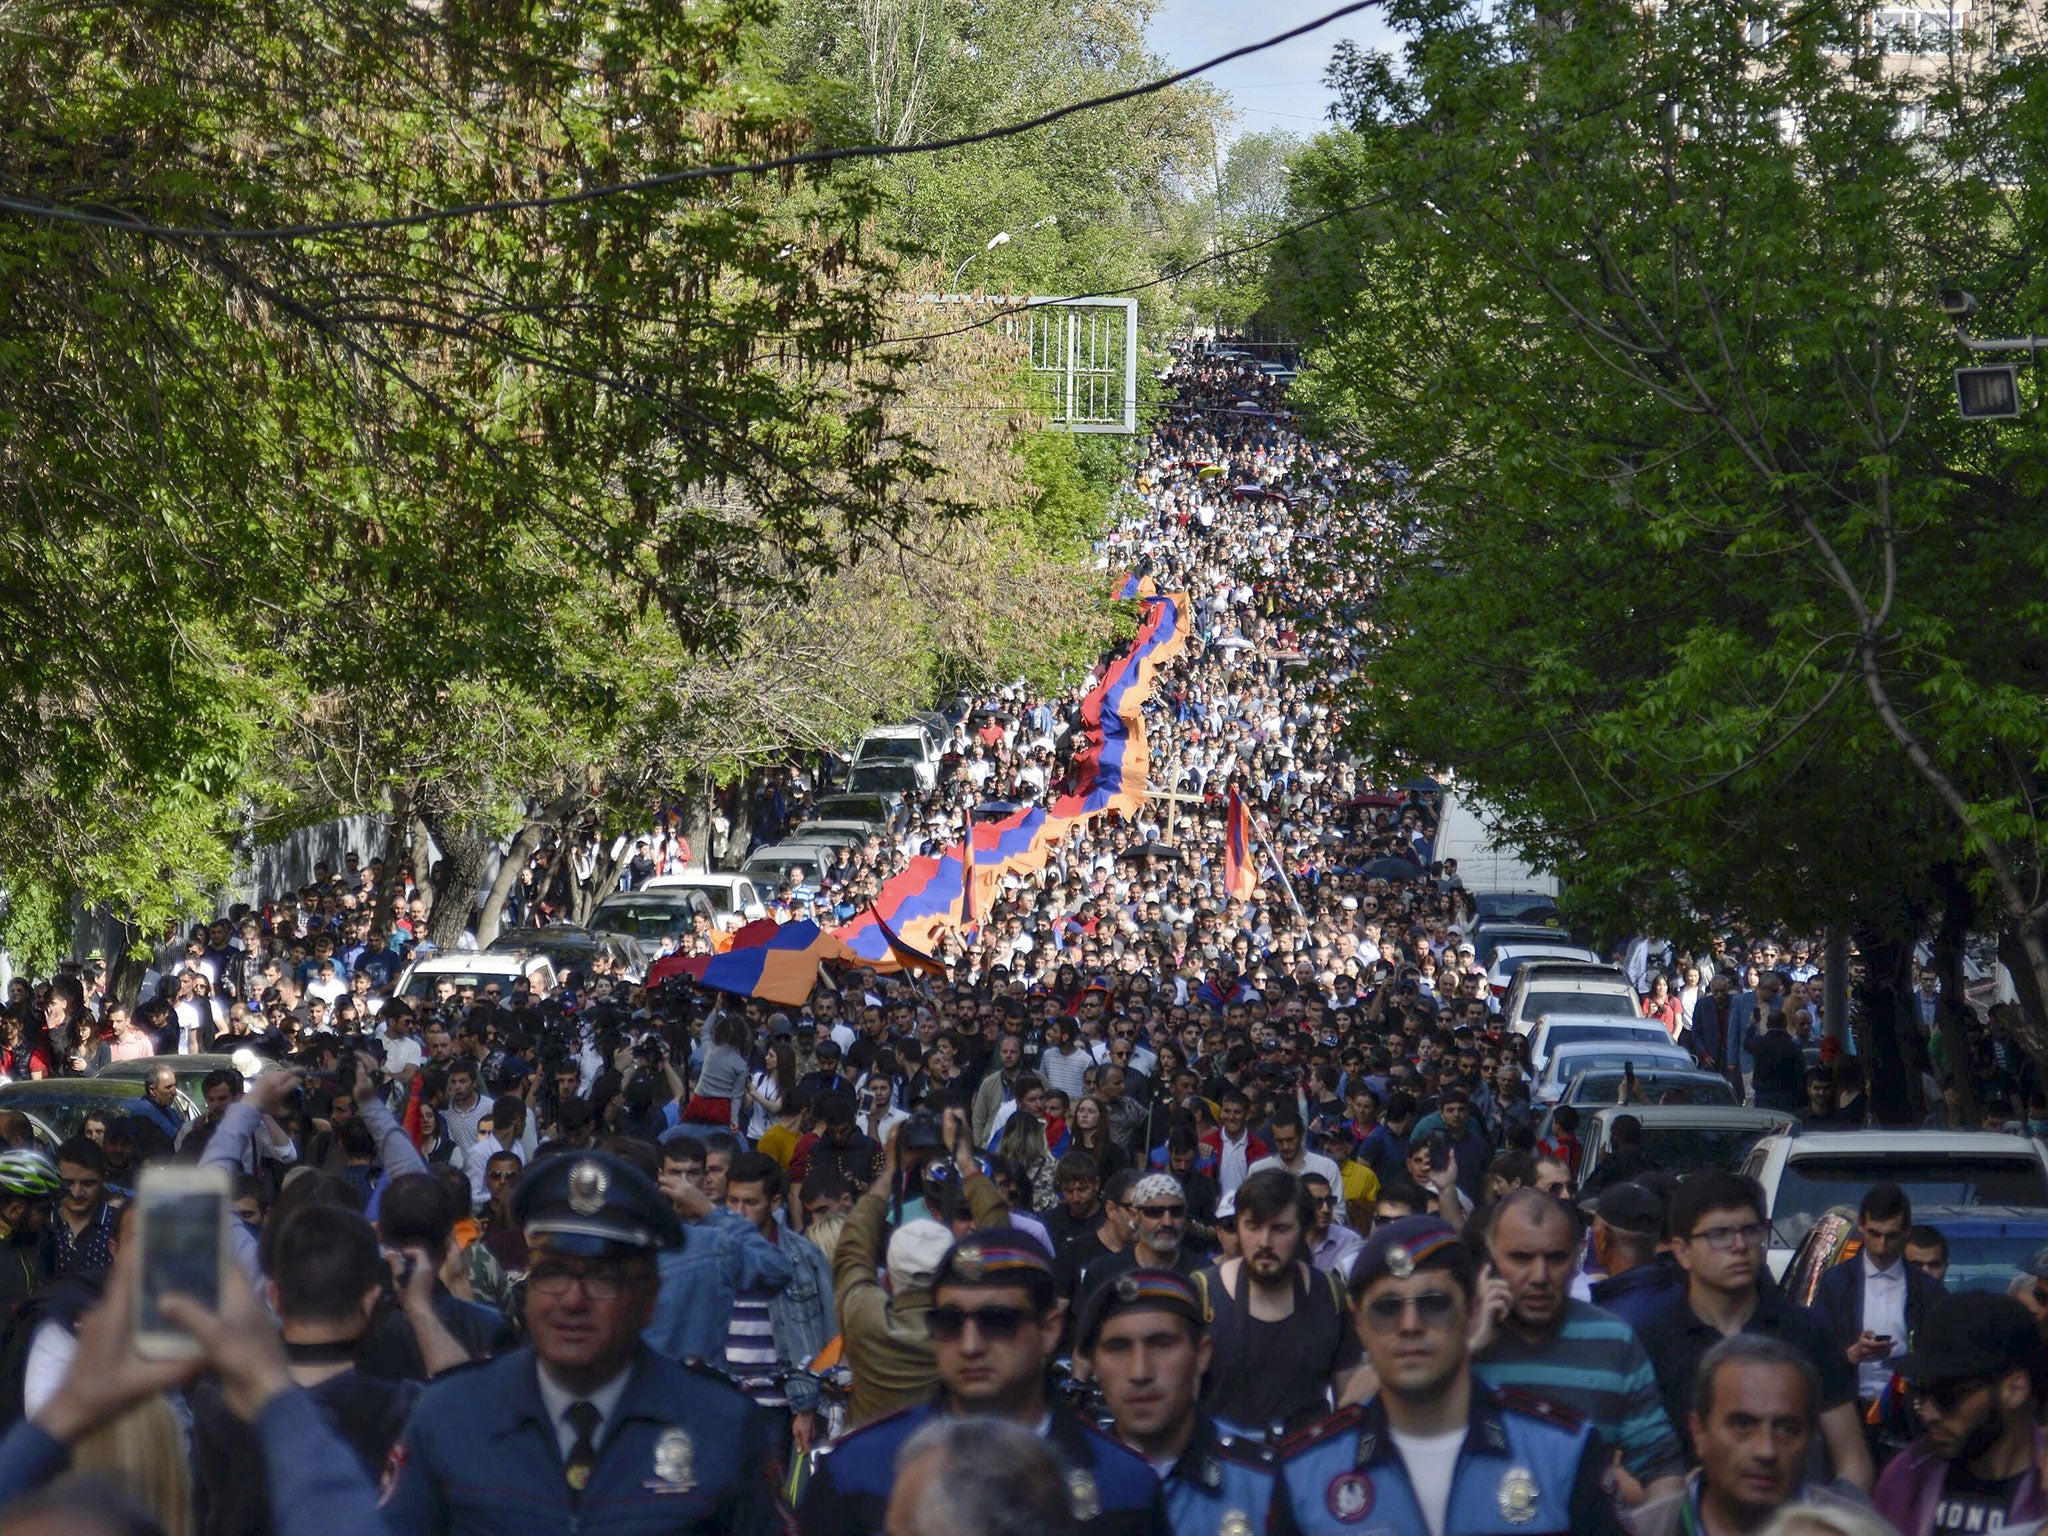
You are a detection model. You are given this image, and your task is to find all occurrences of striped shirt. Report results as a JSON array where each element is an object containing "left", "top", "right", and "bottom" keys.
[
  {"left": 724, "top": 1285, "right": 786, "bottom": 1408},
  {"left": 1472, "top": 1297, "right": 1684, "bottom": 1483}
]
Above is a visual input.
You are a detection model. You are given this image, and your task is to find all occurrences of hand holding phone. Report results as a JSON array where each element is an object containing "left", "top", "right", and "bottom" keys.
[{"left": 134, "top": 1165, "right": 230, "bottom": 1362}]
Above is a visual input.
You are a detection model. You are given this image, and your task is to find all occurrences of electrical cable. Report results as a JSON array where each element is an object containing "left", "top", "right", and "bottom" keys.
[{"left": 0, "top": 1, "right": 1382, "bottom": 243}]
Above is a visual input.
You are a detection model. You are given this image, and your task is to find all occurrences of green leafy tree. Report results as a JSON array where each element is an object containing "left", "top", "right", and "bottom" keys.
[{"left": 1273, "top": 0, "right": 2048, "bottom": 1077}]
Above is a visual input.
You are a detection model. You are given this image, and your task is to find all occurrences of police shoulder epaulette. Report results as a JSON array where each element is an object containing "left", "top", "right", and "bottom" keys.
[
  {"left": 1494, "top": 1387, "right": 1587, "bottom": 1431},
  {"left": 1276, "top": 1403, "right": 1364, "bottom": 1454},
  {"left": 1216, "top": 1433, "right": 1278, "bottom": 1468}
]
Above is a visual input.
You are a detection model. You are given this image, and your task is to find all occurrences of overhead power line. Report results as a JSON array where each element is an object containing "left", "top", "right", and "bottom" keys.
[{"left": 0, "top": 2, "right": 1381, "bottom": 244}]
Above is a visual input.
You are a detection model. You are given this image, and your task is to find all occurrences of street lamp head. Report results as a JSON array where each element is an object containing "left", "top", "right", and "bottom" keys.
[
  {"left": 987, "top": 231, "right": 1012, "bottom": 250},
  {"left": 1956, "top": 364, "right": 2021, "bottom": 420},
  {"left": 1938, "top": 289, "right": 1978, "bottom": 318}
]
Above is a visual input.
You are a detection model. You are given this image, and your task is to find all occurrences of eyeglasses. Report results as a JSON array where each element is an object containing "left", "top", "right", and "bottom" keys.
[
  {"left": 1137, "top": 1203, "right": 1187, "bottom": 1219},
  {"left": 1312, "top": 1195, "right": 1337, "bottom": 1208},
  {"left": 1360, "top": 1290, "right": 1462, "bottom": 1331},
  {"left": 1684, "top": 1221, "right": 1768, "bottom": 1252},
  {"left": 926, "top": 1304, "right": 1033, "bottom": 1342},
  {"left": 1912, "top": 1377, "right": 1991, "bottom": 1415},
  {"left": 527, "top": 1263, "right": 638, "bottom": 1301}
]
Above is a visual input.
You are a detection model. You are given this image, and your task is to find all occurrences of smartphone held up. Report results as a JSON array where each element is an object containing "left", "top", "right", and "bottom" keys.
[{"left": 133, "top": 1163, "right": 231, "bottom": 1361}]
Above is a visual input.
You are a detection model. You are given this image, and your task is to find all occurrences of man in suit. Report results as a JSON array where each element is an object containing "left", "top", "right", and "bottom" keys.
[
  {"left": 1811, "top": 1182, "right": 1945, "bottom": 1424},
  {"left": 1692, "top": 974, "right": 1777, "bottom": 1100}
]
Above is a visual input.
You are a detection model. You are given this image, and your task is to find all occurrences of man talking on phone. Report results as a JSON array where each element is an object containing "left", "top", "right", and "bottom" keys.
[{"left": 379, "top": 1148, "right": 791, "bottom": 1534}]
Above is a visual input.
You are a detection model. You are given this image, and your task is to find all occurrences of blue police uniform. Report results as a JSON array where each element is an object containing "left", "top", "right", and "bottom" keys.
[
  {"left": 1161, "top": 1410, "right": 1278, "bottom": 1536},
  {"left": 382, "top": 1148, "right": 792, "bottom": 1536},
  {"left": 1269, "top": 1385, "right": 1625, "bottom": 1536},
  {"left": 799, "top": 1398, "right": 1168, "bottom": 1536},
  {"left": 381, "top": 1344, "right": 786, "bottom": 1535}
]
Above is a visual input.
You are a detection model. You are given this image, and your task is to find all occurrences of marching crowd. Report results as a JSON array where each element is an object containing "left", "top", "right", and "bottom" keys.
[{"left": 0, "top": 351, "right": 2040, "bottom": 1536}]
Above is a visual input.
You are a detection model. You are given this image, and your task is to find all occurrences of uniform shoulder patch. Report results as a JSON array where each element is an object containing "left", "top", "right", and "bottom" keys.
[
  {"left": 1277, "top": 1403, "right": 1364, "bottom": 1455},
  {"left": 1216, "top": 1434, "right": 1277, "bottom": 1468},
  {"left": 1494, "top": 1386, "right": 1586, "bottom": 1431}
]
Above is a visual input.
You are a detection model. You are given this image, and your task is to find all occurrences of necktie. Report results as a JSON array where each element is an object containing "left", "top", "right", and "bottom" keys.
[{"left": 563, "top": 1400, "right": 602, "bottom": 1493}]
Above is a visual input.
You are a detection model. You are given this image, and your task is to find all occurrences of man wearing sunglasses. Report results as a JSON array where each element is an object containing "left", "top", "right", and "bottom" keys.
[
  {"left": 801, "top": 1230, "right": 1167, "bottom": 1535},
  {"left": 382, "top": 1150, "right": 790, "bottom": 1534},
  {"left": 1874, "top": 1293, "right": 2048, "bottom": 1536},
  {"left": 1083, "top": 1174, "right": 1205, "bottom": 1299},
  {"left": 1272, "top": 1216, "right": 1627, "bottom": 1536}
]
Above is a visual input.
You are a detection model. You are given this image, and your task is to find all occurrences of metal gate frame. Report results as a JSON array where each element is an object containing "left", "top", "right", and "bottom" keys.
[{"left": 1026, "top": 296, "right": 1138, "bottom": 434}]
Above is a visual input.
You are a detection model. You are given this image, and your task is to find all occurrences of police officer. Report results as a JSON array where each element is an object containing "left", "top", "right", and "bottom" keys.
[
  {"left": 1077, "top": 1267, "right": 1277, "bottom": 1536},
  {"left": 800, "top": 1228, "right": 1168, "bottom": 1536},
  {"left": 380, "top": 1149, "right": 789, "bottom": 1534},
  {"left": 1272, "top": 1216, "right": 1626, "bottom": 1536}
]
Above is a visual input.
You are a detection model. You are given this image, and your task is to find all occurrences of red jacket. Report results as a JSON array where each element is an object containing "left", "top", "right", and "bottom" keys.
[{"left": 1199, "top": 1129, "right": 1270, "bottom": 1166}]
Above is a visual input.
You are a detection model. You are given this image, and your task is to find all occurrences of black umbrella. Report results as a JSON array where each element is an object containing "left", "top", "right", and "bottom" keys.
[{"left": 1361, "top": 856, "right": 1426, "bottom": 881}]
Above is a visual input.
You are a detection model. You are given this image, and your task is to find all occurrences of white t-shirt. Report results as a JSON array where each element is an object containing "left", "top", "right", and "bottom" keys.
[{"left": 1389, "top": 1426, "right": 1467, "bottom": 1536}]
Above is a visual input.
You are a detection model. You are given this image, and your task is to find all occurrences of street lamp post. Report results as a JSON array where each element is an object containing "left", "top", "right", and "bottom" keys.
[{"left": 950, "top": 217, "right": 1056, "bottom": 291}]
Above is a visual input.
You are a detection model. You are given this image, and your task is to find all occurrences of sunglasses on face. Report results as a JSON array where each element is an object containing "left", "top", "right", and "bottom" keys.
[
  {"left": 1361, "top": 1290, "right": 1462, "bottom": 1331},
  {"left": 1137, "top": 1203, "right": 1187, "bottom": 1219},
  {"left": 926, "top": 1304, "right": 1033, "bottom": 1342}
]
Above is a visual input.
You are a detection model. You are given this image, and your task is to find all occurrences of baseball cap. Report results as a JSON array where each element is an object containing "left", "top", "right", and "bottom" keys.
[
  {"left": 1582, "top": 1181, "right": 1664, "bottom": 1240},
  {"left": 884, "top": 1219, "right": 954, "bottom": 1293},
  {"left": 1896, "top": 1293, "right": 2042, "bottom": 1384}
]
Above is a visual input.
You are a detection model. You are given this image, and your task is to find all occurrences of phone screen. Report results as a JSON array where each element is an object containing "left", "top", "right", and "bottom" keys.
[
  {"left": 1428, "top": 1130, "right": 1450, "bottom": 1172},
  {"left": 140, "top": 1189, "right": 224, "bottom": 1338}
]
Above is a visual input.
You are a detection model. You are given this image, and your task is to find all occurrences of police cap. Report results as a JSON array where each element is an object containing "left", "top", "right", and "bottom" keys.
[
  {"left": 513, "top": 1150, "right": 683, "bottom": 1259},
  {"left": 931, "top": 1228, "right": 1054, "bottom": 1293},
  {"left": 1349, "top": 1215, "right": 1467, "bottom": 1295},
  {"left": 1074, "top": 1267, "right": 1205, "bottom": 1355}
]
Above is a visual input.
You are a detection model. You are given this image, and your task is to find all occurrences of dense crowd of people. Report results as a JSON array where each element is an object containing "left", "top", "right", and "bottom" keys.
[{"left": 0, "top": 349, "right": 2039, "bottom": 1536}]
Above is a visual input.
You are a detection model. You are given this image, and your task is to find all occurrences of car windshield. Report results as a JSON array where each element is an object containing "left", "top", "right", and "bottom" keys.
[
  {"left": 1548, "top": 1052, "right": 1687, "bottom": 1083},
  {"left": 660, "top": 883, "right": 733, "bottom": 913},
  {"left": 1628, "top": 1125, "right": 1781, "bottom": 1176},
  {"left": 1934, "top": 1232, "right": 2048, "bottom": 1293},
  {"left": 1527, "top": 990, "right": 1637, "bottom": 1019},
  {"left": 848, "top": 763, "right": 920, "bottom": 792},
  {"left": 590, "top": 899, "right": 699, "bottom": 939},
  {"left": 857, "top": 737, "right": 923, "bottom": 762},
  {"left": 1499, "top": 950, "right": 1596, "bottom": 976},
  {"left": 1475, "top": 894, "right": 1560, "bottom": 923},
  {"left": 487, "top": 931, "right": 595, "bottom": 959},
  {"left": 745, "top": 857, "right": 816, "bottom": 884},
  {"left": 0, "top": 1082, "right": 143, "bottom": 1137},
  {"left": 1771, "top": 1156, "right": 2048, "bottom": 1246},
  {"left": 401, "top": 971, "right": 521, "bottom": 1000},
  {"left": 1569, "top": 1072, "right": 1736, "bottom": 1105}
]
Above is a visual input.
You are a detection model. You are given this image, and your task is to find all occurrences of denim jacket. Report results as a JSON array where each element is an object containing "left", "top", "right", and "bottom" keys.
[
  {"left": 763, "top": 1227, "right": 836, "bottom": 1413},
  {"left": 644, "top": 1209, "right": 792, "bottom": 1374}
]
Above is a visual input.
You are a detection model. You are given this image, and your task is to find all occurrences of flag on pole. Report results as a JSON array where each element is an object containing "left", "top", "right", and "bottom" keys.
[
  {"left": 960, "top": 816, "right": 978, "bottom": 934},
  {"left": 1225, "top": 784, "right": 1257, "bottom": 901}
]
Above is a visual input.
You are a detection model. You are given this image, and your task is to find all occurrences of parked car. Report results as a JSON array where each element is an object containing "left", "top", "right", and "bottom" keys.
[
  {"left": 740, "top": 841, "right": 839, "bottom": 897},
  {"left": 484, "top": 924, "right": 643, "bottom": 982},
  {"left": 587, "top": 889, "right": 717, "bottom": 961},
  {"left": 1475, "top": 927, "right": 1587, "bottom": 971},
  {"left": 1783, "top": 1204, "right": 2048, "bottom": 1303},
  {"left": 1525, "top": 1013, "right": 1682, "bottom": 1073},
  {"left": 852, "top": 725, "right": 939, "bottom": 792},
  {"left": 1502, "top": 963, "right": 1641, "bottom": 1037},
  {"left": 788, "top": 820, "right": 874, "bottom": 853},
  {"left": 846, "top": 761, "right": 924, "bottom": 798},
  {"left": 1469, "top": 890, "right": 1563, "bottom": 927},
  {"left": 641, "top": 872, "right": 769, "bottom": 931},
  {"left": 390, "top": 950, "right": 559, "bottom": 1006},
  {"left": 1575, "top": 1104, "right": 1798, "bottom": 1188},
  {"left": 0, "top": 1077, "right": 203, "bottom": 1150},
  {"left": 96, "top": 1053, "right": 258, "bottom": 1106},
  {"left": 811, "top": 793, "right": 897, "bottom": 833},
  {"left": 1484, "top": 943, "right": 1603, "bottom": 997},
  {"left": 1532, "top": 1039, "right": 1695, "bottom": 1104},
  {"left": 1550, "top": 1066, "right": 1738, "bottom": 1109},
  {"left": 1739, "top": 1128, "right": 2048, "bottom": 1278}
]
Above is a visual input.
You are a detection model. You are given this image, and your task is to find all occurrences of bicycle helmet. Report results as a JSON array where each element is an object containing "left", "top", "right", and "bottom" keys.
[{"left": 0, "top": 1148, "right": 61, "bottom": 1197}]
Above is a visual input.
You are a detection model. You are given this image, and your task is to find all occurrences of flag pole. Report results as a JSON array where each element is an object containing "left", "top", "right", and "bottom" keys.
[{"left": 1258, "top": 826, "right": 1308, "bottom": 922}]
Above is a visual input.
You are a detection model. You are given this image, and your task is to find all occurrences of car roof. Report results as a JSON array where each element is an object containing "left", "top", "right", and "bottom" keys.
[
  {"left": 1535, "top": 1012, "right": 1663, "bottom": 1029},
  {"left": 646, "top": 872, "right": 747, "bottom": 888},
  {"left": 1515, "top": 961, "right": 1628, "bottom": 981},
  {"left": 402, "top": 953, "right": 535, "bottom": 975},
  {"left": 1585, "top": 1105, "right": 1799, "bottom": 1128},
  {"left": 0, "top": 1078, "right": 148, "bottom": 1100},
  {"left": 1767, "top": 1129, "right": 2046, "bottom": 1154},
  {"left": 96, "top": 1053, "right": 244, "bottom": 1076}
]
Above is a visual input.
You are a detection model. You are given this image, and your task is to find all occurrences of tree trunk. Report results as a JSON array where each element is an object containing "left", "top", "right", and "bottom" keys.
[
  {"left": 414, "top": 783, "right": 489, "bottom": 952},
  {"left": 574, "top": 838, "right": 627, "bottom": 926},
  {"left": 1997, "top": 918, "right": 2048, "bottom": 1077},
  {"left": 410, "top": 816, "right": 438, "bottom": 915},
  {"left": 370, "top": 783, "right": 414, "bottom": 931},
  {"left": 1930, "top": 864, "right": 1980, "bottom": 1127},
  {"left": 678, "top": 777, "right": 716, "bottom": 871},
  {"left": 476, "top": 791, "right": 586, "bottom": 946},
  {"left": 107, "top": 917, "right": 149, "bottom": 1010},
  {"left": 1852, "top": 918, "right": 1917, "bottom": 1126}
]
